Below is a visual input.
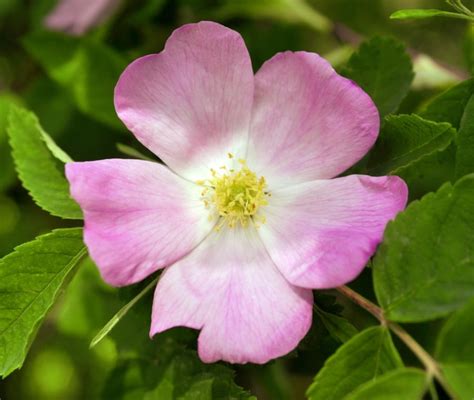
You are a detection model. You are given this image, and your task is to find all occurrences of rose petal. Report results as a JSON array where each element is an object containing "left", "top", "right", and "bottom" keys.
[
  {"left": 150, "top": 226, "right": 313, "bottom": 364},
  {"left": 66, "top": 159, "right": 214, "bottom": 286},
  {"left": 259, "top": 175, "right": 408, "bottom": 289},
  {"left": 246, "top": 51, "right": 380, "bottom": 188},
  {"left": 115, "top": 21, "right": 254, "bottom": 180},
  {"left": 45, "top": 0, "right": 121, "bottom": 36}
]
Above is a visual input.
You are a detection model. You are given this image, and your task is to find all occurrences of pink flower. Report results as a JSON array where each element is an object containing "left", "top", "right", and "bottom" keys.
[
  {"left": 66, "top": 21, "right": 408, "bottom": 364},
  {"left": 44, "top": 0, "right": 121, "bottom": 36}
]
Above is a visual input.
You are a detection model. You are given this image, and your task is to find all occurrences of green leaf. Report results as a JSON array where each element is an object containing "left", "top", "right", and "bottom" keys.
[
  {"left": 41, "top": 130, "right": 73, "bottom": 163},
  {"left": 306, "top": 326, "right": 403, "bottom": 400},
  {"left": 435, "top": 298, "right": 474, "bottom": 399},
  {"left": 0, "top": 228, "right": 86, "bottom": 378},
  {"left": 396, "top": 79, "right": 474, "bottom": 198},
  {"left": 435, "top": 297, "right": 474, "bottom": 363},
  {"left": 341, "top": 36, "right": 413, "bottom": 117},
  {"left": 7, "top": 106, "right": 82, "bottom": 219},
  {"left": 396, "top": 143, "right": 456, "bottom": 200},
  {"left": 455, "top": 94, "right": 474, "bottom": 178},
  {"left": 314, "top": 306, "right": 358, "bottom": 343},
  {"left": 367, "top": 114, "right": 455, "bottom": 175},
  {"left": 0, "top": 94, "right": 21, "bottom": 191},
  {"left": 344, "top": 368, "right": 427, "bottom": 400},
  {"left": 23, "top": 31, "right": 127, "bottom": 130},
  {"left": 374, "top": 175, "right": 474, "bottom": 322},
  {"left": 440, "top": 364, "right": 474, "bottom": 400},
  {"left": 390, "top": 9, "right": 472, "bottom": 21},
  {"left": 421, "top": 79, "right": 474, "bottom": 129},
  {"left": 102, "top": 334, "right": 255, "bottom": 400}
]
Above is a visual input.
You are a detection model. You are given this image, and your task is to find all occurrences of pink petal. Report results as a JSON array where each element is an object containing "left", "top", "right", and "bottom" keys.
[
  {"left": 66, "top": 159, "right": 214, "bottom": 286},
  {"left": 45, "top": 0, "right": 121, "bottom": 36},
  {"left": 150, "top": 227, "right": 313, "bottom": 364},
  {"left": 114, "top": 21, "right": 254, "bottom": 180},
  {"left": 246, "top": 51, "right": 380, "bottom": 188},
  {"left": 259, "top": 175, "right": 408, "bottom": 289}
]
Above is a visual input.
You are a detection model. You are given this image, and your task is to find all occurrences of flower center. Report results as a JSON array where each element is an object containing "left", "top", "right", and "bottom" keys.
[{"left": 197, "top": 154, "right": 269, "bottom": 230}]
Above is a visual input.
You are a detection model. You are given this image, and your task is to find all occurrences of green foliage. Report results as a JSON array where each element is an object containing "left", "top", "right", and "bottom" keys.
[
  {"left": 90, "top": 275, "right": 159, "bottom": 348},
  {"left": 440, "top": 364, "right": 474, "bottom": 400},
  {"left": 0, "top": 228, "right": 86, "bottom": 378},
  {"left": 390, "top": 9, "right": 472, "bottom": 21},
  {"left": 23, "top": 31, "right": 127, "bottom": 130},
  {"left": 464, "top": 25, "right": 474, "bottom": 75},
  {"left": 313, "top": 306, "right": 358, "bottom": 343},
  {"left": 374, "top": 175, "right": 474, "bottom": 322},
  {"left": 7, "top": 106, "right": 82, "bottom": 219},
  {"left": 366, "top": 114, "right": 456, "bottom": 175},
  {"left": 455, "top": 95, "right": 474, "bottom": 178},
  {"left": 2, "top": 2, "right": 474, "bottom": 398},
  {"left": 306, "top": 326, "right": 402, "bottom": 400},
  {"left": 102, "top": 335, "right": 255, "bottom": 400},
  {"left": 421, "top": 79, "right": 474, "bottom": 129},
  {"left": 435, "top": 297, "right": 474, "bottom": 363},
  {"left": 56, "top": 258, "right": 119, "bottom": 338},
  {"left": 341, "top": 36, "right": 413, "bottom": 117},
  {"left": 435, "top": 299, "right": 474, "bottom": 399},
  {"left": 344, "top": 368, "right": 427, "bottom": 400},
  {"left": 391, "top": 80, "right": 474, "bottom": 199},
  {"left": 0, "top": 94, "right": 21, "bottom": 191}
]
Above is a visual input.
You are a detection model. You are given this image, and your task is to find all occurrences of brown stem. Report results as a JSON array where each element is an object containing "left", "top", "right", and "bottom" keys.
[
  {"left": 336, "top": 285, "right": 384, "bottom": 322},
  {"left": 336, "top": 286, "right": 456, "bottom": 398}
]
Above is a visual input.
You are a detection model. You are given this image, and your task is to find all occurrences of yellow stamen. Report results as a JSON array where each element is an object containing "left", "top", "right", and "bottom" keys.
[{"left": 197, "top": 156, "right": 269, "bottom": 230}]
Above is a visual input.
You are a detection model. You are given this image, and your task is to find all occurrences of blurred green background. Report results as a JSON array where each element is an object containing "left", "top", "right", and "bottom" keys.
[{"left": 0, "top": 0, "right": 471, "bottom": 399}]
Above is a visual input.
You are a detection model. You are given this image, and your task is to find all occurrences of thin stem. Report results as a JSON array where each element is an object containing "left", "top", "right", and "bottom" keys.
[
  {"left": 336, "top": 285, "right": 384, "bottom": 322},
  {"left": 429, "top": 380, "right": 440, "bottom": 400},
  {"left": 116, "top": 143, "right": 155, "bottom": 161},
  {"left": 387, "top": 322, "right": 439, "bottom": 377},
  {"left": 336, "top": 286, "right": 456, "bottom": 398},
  {"left": 90, "top": 275, "right": 160, "bottom": 348},
  {"left": 448, "top": 0, "right": 473, "bottom": 16}
]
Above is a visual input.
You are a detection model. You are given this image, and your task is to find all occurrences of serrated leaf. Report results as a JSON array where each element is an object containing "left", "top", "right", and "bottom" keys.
[
  {"left": 306, "top": 326, "right": 403, "bottom": 400},
  {"left": 23, "top": 31, "right": 126, "bottom": 130},
  {"left": 396, "top": 143, "right": 456, "bottom": 200},
  {"left": 367, "top": 114, "right": 455, "bottom": 175},
  {"left": 374, "top": 175, "right": 474, "bottom": 322},
  {"left": 314, "top": 307, "right": 358, "bottom": 343},
  {"left": 7, "top": 106, "right": 82, "bottom": 219},
  {"left": 390, "top": 9, "right": 471, "bottom": 21},
  {"left": 0, "top": 228, "right": 86, "bottom": 378},
  {"left": 421, "top": 78, "right": 474, "bottom": 129},
  {"left": 435, "top": 298, "right": 474, "bottom": 399},
  {"left": 341, "top": 36, "right": 413, "bottom": 116},
  {"left": 102, "top": 334, "right": 255, "bottom": 400},
  {"left": 344, "top": 368, "right": 427, "bottom": 400},
  {"left": 41, "top": 130, "right": 73, "bottom": 163},
  {"left": 0, "top": 94, "right": 21, "bottom": 191},
  {"left": 395, "top": 79, "right": 474, "bottom": 198}
]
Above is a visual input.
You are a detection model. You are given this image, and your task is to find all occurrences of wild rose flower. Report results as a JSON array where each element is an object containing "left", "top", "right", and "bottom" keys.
[
  {"left": 44, "top": 0, "right": 121, "bottom": 36},
  {"left": 66, "top": 21, "right": 408, "bottom": 364}
]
